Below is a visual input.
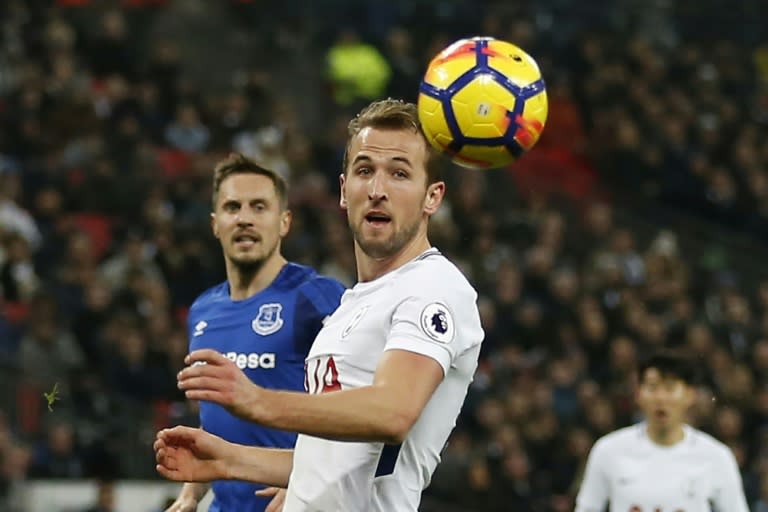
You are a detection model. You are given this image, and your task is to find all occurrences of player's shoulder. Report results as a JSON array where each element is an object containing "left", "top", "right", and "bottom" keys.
[
  {"left": 288, "top": 263, "right": 345, "bottom": 295},
  {"left": 685, "top": 426, "right": 736, "bottom": 459},
  {"left": 592, "top": 424, "right": 644, "bottom": 452},
  {"left": 189, "top": 281, "right": 229, "bottom": 313},
  {"left": 402, "top": 249, "right": 477, "bottom": 297},
  {"left": 284, "top": 262, "right": 346, "bottom": 309}
]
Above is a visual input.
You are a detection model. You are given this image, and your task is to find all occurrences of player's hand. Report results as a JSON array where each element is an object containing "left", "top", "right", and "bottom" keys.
[
  {"left": 256, "top": 487, "right": 287, "bottom": 512},
  {"left": 163, "top": 495, "right": 198, "bottom": 512},
  {"left": 178, "top": 349, "right": 264, "bottom": 420},
  {"left": 154, "top": 426, "right": 231, "bottom": 482}
]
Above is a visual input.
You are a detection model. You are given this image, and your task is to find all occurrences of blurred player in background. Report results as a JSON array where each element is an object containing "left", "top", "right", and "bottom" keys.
[
  {"left": 575, "top": 351, "right": 749, "bottom": 512},
  {"left": 165, "top": 154, "right": 345, "bottom": 512},
  {"left": 155, "top": 99, "right": 485, "bottom": 512}
]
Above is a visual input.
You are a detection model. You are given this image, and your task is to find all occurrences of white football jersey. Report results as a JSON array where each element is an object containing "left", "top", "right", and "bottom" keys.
[
  {"left": 575, "top": 423, "right": 749, "bottom": 512},
  {"left": 283, "top": 248, "right": 484, "bottom": 512}
]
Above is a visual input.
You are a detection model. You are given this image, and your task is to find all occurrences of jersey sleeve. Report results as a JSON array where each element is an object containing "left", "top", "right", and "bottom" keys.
[
  {"left": 575, "top": 438, "right": 611, "bottom": 512},
  {"left": 186, "top": 286, "right": 218, "bottom": 345},
  {"left": 711, "top": 444, "right": 750, "bottom": 512},
  {"left": 384, "top": 288, "right": 482, "bottom": 375},
  {"left": 293, "top": 276, "right": 346, "bottom": 356}
]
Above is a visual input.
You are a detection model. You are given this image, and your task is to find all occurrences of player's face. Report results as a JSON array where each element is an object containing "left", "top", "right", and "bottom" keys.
[
  {"left": 636, "top": 368, "right": 695, "bottom": 432},
  {"left": 211, "top": 173, "right": 290, "bottom": 270},
  {"left": 340, "top": 127, "right": 444, "bottom": 259}
]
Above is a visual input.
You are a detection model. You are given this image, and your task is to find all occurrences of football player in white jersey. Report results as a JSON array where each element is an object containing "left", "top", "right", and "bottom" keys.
[
  {"left": 575, "top": 351, "right": 749, "bottom": 512},
  {"left": 154, "top": 98, "right": 485, "bottom": 512}
]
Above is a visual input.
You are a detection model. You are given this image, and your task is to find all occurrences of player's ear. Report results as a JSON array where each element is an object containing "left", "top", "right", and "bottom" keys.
[
  {"left": 280, "top": 209, "right": 292, "bottom": 237},
  {"left": 210, "top": 212, "right": 219, "bottom": 238},
  {"left": 339, "top": 173, "right": 348, "bottom": 209},
  {"left": 684, "top": 384, "right": 696, "bottom": 408},
  {"left": 423, "top": 181, "right": 445, "bottom": 215}
]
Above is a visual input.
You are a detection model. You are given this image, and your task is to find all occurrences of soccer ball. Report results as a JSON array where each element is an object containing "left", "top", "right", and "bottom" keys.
[{"left": 418, "top": 37, "right": 548, "bottom": 169}]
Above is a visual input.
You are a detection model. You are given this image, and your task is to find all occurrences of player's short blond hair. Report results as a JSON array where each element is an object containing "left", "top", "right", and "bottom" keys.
[
  {"left": 343, "top": 99, "right": 442, "bottom": 184},
  {"left": 211, "top": 153, "right": 288, "bottom": 210}
]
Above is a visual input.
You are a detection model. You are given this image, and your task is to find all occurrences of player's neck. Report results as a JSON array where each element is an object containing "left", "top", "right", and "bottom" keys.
[
  {"left": 646, "top": 423, "right": 686, "bottom": 446},
  {"left": 355, "top": 235, "right": 432, "bottom": 282},
  {"left": 227, "top": 254, "right": 287, "bottom": 301}
]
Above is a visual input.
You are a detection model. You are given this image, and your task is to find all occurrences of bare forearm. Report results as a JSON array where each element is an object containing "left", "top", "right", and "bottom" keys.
[
  {"left": 180, "top": 482, "right": 209, "bottom": 501},
  {"left": 224, "top": 446, "right": 294, "bottom": 487},
  {"left": 250, "top": 386, "right": 411, "bottom": 443}
]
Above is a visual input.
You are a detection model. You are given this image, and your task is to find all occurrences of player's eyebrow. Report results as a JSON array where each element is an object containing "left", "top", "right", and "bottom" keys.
[
  {"left": 351, "top": 155, "right": 413, "bottom": 167},
  {"left": 221, "top": 196, "right": 270, "bottom": 206},
  {"left": 352, "top": 155, "right": 373, "bottom": 165},
  {"left": 391, "top": 156, "right": 412, "bottom": 168}
]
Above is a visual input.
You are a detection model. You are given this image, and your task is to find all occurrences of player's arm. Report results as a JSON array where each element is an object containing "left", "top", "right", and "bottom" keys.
[
  {"left": 180, "top": 348, "right": 443, "bottom": 443},
  {"left": 164, "top": 482, "right": 210, "bottom": 512},
  {"left": 574, "top": 439, "right": 610, "bottom": 512},
  {"left": 154, "top": 426, "right": 293, "bottom": 487},
  {"left": 711, "top": 446, "right": 750, "bottom": 512}
]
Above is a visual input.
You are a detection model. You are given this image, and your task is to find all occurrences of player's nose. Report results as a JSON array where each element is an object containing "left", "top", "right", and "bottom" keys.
[
  {"left": 367, "top": 173, "right": 388, "bottom": 201},
  {"left": 236, "top": 206, "right": 256, "bottom": 224}
]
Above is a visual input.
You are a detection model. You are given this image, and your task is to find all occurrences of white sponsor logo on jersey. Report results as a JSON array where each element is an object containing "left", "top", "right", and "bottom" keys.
[
  {"left": 224, "top": 351, "right": 277, "bottom": 369},
  {"left": 193, "top": 321, "right": 208, "bottom": 337}
]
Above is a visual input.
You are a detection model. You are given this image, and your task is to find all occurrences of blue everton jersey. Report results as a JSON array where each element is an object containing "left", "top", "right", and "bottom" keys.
[{"left": 187, "top": 263, "right": 345, "bottom": 512}]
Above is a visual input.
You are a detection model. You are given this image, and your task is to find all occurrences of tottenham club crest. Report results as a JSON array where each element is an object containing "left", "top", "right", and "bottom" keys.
[
  {"left": 252, "top": 303, "right": 284, "bottom": 335},
  {"left": 342, "top": 305, "right": 370, "bottom": 338},
  {"left": 420, "top": 302, "right": 455, "bottom": 343}
]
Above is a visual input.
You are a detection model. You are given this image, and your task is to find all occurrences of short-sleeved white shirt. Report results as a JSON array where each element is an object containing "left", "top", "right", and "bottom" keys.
[
  {"left": 575, "top": 423, "right": 749, "bottom": 512},
  {"left": 283, "top": 248, "right": 484, "bottom": 512}
]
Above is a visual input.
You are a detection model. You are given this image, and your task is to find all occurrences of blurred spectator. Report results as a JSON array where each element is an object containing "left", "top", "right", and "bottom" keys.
[
  {"left": 164, "top": 103, "right": 210, "bottom": 153},
  {"left": 99, "top": 231, "right": 165, "bottom": 292},
  {"left": 87, "top": 10, "right": 135, "bottom": 80},
  {"left": 28, "top": 421, "right": 85, "bottom": 478},
  {"left": 18, "top": 293, "right": 84, "bottom": 392},
  {"left": 326, "top": 29, "right": 391, "bottom": 106},
  {"left": 0, "top": 173, "right": 42, "bottom": 250},
  {"left": 0, "top": 413, "right": 25, "bottom": 509},
  {"left": 383, "top": 27, "right": 419, "bottom": 102},
  {"left": 0, "top": 232, "right": 40, "bottom": 302},
  {"left": 755, "top": 473, "right": 768, "bottom": 512},
  {"left": 104, "top": 327, "right": 169, "bottom": 403},
  {"left": 80, "top": 478, "right": 116, "bottom": 512}
]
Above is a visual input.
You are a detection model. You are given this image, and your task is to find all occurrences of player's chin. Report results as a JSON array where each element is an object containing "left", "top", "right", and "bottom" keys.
[
  {"left": 229, "top": 252, "right": 264, "bottom": 265},
  {"left": 358, "top": 239, "right": 399, "bottom": 259},
  {"left": 358, "top": 223, "right": 395, "bottom": 245}
]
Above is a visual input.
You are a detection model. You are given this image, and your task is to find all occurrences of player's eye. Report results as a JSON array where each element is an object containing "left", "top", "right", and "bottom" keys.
[
  {"left": 356, "top": 167, "right": 373, "bottom": 176},
  {"left": 223, "top": 202, "right": 240, "bottom": 212},
  {"left": 393, "top": 169, "right": 409, "bottom": 179}
]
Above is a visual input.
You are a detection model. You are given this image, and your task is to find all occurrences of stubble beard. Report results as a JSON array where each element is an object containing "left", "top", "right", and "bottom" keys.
[
  {"left": 228, "top": 241, "right": 277, "bottom": 280},
  {"left": 350, "top": 217, "right": 421, "bottom": 259}
]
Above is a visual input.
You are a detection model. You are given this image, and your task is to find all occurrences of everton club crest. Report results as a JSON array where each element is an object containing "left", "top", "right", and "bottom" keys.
[{"left": 252, "top": 303, "right": 284, "bottom": 335}]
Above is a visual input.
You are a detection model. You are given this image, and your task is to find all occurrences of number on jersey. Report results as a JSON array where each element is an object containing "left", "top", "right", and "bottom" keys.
[{"left": 305, "top": 356, "right": 342, "bottom": 394}]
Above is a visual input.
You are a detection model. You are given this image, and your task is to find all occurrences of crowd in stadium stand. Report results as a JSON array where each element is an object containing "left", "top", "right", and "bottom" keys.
[{"left": 1, "top": 1, "right": 768, "bottom": 511}]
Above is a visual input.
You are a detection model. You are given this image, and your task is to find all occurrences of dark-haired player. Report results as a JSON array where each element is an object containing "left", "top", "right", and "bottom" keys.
[
  {"left": 165, "top": 154, "right": 345, "bottom": 512},
  {"left": 575, "top": 351, "right": 749, "bottom": 512}
]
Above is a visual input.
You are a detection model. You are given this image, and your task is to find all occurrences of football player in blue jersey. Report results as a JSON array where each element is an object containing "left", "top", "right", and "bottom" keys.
[{"left": 164, "top": 153, "right": 346, "bottom": 512}]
